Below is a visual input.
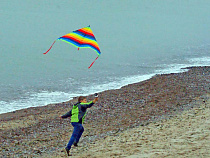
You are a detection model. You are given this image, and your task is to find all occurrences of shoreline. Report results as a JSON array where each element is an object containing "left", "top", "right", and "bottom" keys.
[
  {"left": 1, "top": 66, "right": 210, "bottom": 157},
  {"left": 0, "top": 66, "right": 202, "bottom": 115},
  {"left": 0, "top": 65, "right": 200, "bottom": 115}
]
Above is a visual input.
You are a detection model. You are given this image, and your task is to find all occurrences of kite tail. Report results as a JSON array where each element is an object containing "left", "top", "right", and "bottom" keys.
[
  {"left": 88, "top": 56, "right": 99, "bottom": 69},
  {"left": 43, "top": 40, "right": 56, "bottom": 54}
]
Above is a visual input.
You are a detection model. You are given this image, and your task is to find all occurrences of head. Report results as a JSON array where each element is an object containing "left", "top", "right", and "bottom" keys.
[{"left": 78, "top": 96, "right": 87, "bottom": 103}]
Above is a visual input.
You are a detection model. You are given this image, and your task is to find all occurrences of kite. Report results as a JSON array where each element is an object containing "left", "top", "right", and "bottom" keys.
[{"left": 44, "top": 25, "right": 101, "bottom": 69}]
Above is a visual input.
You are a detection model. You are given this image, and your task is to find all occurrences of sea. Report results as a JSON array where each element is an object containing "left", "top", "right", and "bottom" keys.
[{"left": 0, "top": 0, "right": 210, "bottom": 114}]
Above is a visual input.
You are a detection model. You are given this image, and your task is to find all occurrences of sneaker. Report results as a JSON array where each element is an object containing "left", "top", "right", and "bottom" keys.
[
  {"left": 65, "top": 147, "right": 70, "bottom": 156},
  {"left": 73, "top": 142, "right": 78, "bottom": 147}
]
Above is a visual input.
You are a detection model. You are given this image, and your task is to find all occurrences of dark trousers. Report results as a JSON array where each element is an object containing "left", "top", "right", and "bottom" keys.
[{"left": 66, "top": 122, "right": 84, "bottom": 150}]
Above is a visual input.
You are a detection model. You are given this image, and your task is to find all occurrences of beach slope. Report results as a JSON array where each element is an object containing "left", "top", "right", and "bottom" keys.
[
  {"left": 74, "top": 94, "right": 209, "bottom": 158},
  {"left": 0, "top": 66, "right": 209, "bottom": 157}
]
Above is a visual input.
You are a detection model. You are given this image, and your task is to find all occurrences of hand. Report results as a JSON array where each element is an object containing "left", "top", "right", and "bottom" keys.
[
  {"left": 93, "top": 97, "right": 98, "bottom": 103},
  {"left": 95, "top": 97, "right": 98, "bottom": 101},
  {"left": 59, "top": 116, "right": 63, "bottom": 119}
]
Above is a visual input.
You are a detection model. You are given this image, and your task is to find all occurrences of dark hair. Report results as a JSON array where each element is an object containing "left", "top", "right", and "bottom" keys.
[{"left": 78, "top": 96, "right": 86, "bottom": 102}]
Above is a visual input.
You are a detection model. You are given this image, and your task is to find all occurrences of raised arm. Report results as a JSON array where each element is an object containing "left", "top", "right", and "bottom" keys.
[{"left": 81, "top": 97, "right": 98, "bottom": 109}]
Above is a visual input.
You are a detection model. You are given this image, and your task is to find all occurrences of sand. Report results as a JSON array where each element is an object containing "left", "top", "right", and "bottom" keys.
[
  {"left": 0, "top": 66, "right": 209, "bottom": 157},
  {"left": 70, "top": 94, "right": 209, "bottom": 158}
]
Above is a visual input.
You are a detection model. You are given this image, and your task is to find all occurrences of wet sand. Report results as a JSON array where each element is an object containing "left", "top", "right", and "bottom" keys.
[{"left": 0, "top": 66, "right": 209, "bottom": 157}]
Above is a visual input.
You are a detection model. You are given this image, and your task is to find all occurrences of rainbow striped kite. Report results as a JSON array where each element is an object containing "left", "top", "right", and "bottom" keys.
[{"left": 44, "top": 26, "right": 101, "bottom": 69}]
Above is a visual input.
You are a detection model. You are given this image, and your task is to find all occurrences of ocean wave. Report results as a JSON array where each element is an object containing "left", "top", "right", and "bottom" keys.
[
  {"left": 1, "top": 56, "right": 209, "bottom": 114},
  {"left": 188, "top": 56, "right": 210, "bottom": 65},
  {"left": 0, "top": 91, "right": 81, "bottom": 114},
  {"left": 81, "top": 74, "right": 155, "bottom": 94}
]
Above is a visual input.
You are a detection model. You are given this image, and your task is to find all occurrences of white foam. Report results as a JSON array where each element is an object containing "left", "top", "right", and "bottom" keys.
[
  {"left": 155, "top": 56, "right": 210, "bottom": 75},
  {"left": 83, "top": 56, "right": 210, "bottom": 95},
  {"left": 81, "top": 74, "right": 155, "bottom": 94},
  {"left": 155, "top": 64, "right": 189, "bottom": 74},
  {"left": 0, "top": 91, "right": 82, "bottom": 114},
  {"left": 188, "top": 56, "right": 210, "bottom": 66}
]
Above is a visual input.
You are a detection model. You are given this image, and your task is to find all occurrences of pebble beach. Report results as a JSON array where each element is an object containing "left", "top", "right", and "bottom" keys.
[{"left": 1, "top": 66, "right": 209, "bottom": 157}]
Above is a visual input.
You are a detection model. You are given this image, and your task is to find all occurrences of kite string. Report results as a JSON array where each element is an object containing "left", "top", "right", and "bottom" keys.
[
  {"left": 43, "top": 40, "right": 57, "bottom": 54},
  {"left": 88, "top": 56, "right": 99, "bottom": 69}
]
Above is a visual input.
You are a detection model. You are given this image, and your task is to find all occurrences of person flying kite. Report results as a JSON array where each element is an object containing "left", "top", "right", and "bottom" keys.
[
  {"left": 44, "top": 26, "right": 101, "bottom": 68},
  {"left": 60, "top": 94, "right": 99, "bottom": 156}
]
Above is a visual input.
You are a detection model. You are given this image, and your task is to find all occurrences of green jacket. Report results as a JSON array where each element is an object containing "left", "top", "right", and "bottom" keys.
[{"left": 61, "top": 101, "right": 94, "bottom": 124}]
